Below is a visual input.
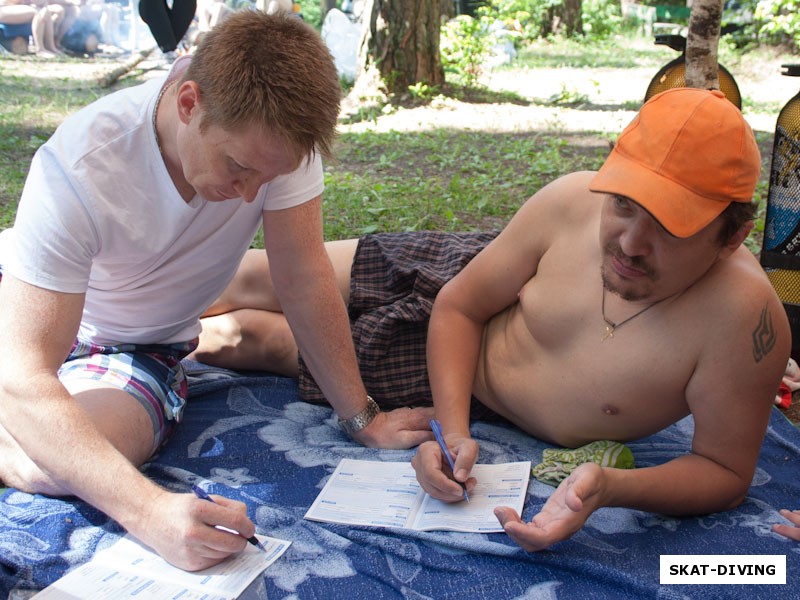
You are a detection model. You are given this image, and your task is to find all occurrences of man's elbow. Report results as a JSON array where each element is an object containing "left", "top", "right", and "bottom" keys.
[
  {"left": 662, "top": 478, "right": 751, "bottom": 517},
  {"left": 718, "top": 486, "right": 750, "bottom": 512},
  {"left": 696, "top": 481, "right": 751, "bottom": 515}
]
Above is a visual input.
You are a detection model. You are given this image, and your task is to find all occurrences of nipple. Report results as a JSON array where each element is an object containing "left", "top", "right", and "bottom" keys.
[{"left": 601, "top": 403, "right": 619, "bottom": 416}]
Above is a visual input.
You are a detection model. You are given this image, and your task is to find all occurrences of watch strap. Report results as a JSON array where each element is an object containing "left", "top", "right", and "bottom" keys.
[{"left": 338, "top": 395, "right": 379, "bottom": 436}]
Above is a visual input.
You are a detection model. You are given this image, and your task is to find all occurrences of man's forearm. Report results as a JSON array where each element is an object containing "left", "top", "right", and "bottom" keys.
[
  {"left": 600, "top": 454, "right": 750, "bottom": 515},
  {"left": 0, "top": 377, "right": 164, "bottom": 532},
  {"left": 280, "top": 280, "right": 368, "bottom": 419},
  {"left": 426, "top": 296, "right": 485, "bottom": 438}
]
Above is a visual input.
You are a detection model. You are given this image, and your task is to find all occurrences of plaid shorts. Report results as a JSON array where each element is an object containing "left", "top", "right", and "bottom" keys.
[
  {"left": 58, "top": 338, "right": 198, "bottom": 453},
  {"left": 298, "top": 230, "right": 499, "bottom": 409}
]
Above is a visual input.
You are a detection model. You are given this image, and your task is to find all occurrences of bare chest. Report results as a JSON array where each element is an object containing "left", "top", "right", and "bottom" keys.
[{"left": 477, "top": 248, "right": 697, "bottom": 445}]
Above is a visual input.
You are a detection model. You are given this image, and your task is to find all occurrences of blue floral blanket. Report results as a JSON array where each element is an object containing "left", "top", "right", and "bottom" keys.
[{"left": 1, "top": 364, "right": 799, "bottom": 599}]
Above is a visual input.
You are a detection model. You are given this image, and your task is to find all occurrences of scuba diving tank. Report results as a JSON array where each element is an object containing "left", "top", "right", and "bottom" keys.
[
  {"left": 644, "top": 34, "right": 742, "bottom": 108},
  {"left": 760, "top": 64, "right": 800, "bottom": 359}
]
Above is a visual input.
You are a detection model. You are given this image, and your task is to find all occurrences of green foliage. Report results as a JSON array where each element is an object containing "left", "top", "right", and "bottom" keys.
[
  {"left": 407, "top": 82, "right": 439, "bottom": 101},
  {"left": 755, "top": 0, "right": 800, "bottom": 50},
  {"left": 547, "top": 82, "right": 592, "bottom": 105},
  {"left": 296, "top": 0, "right": 324, "bottom": 29},
  {"left": 581, "top": 0, "right": 623, "bottom": 39},
  {"left": 441, "top": 0, "right": 627, "bottom": 89},
  {"left": 477, "top": 0, "right": 622, "bottom": 41},
  {"left": 480, "top": 0, "right": 547, "bottom": 42},
  {"left": 440, "top": 14, "right": 497, "bottom": 87}
]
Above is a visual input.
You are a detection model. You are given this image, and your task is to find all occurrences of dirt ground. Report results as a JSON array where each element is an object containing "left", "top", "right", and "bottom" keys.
[{"left": 339, "top": 56, "right": 799, "bottom": 137}]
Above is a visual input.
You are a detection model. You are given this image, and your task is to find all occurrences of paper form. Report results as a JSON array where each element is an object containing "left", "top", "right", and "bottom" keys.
[
  {"left": 33, "top": 533, "right": 291, "bottom": 599},
  {"left": 304, "top": 459, "right": 530, "bottom": 533}
]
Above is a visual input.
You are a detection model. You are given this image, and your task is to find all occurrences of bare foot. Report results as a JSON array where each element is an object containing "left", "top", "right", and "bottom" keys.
[{"left": 35, "top": 48, "right": 63, "bottom": 58}]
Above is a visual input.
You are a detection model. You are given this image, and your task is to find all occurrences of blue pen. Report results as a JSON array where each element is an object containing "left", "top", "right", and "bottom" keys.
[
  {"left": 191, "top": 484, "right": 268, "bottom": 553},
  {"left": 430, "top": 419, "right": 470, "bottom": 503}
]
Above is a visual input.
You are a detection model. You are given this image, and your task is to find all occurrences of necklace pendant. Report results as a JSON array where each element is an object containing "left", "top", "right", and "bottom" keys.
[{"left": 602, "top": 324, "right": 614, "bottom": 341}]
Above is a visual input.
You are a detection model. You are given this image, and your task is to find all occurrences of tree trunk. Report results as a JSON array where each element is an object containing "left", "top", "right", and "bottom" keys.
[
  {"left": 561, "top": 0, "right": 583, "bottom": 36},
  {"left": 684, "top": 0, "right": 723, "bottom": 90},
  {"left": 355, "top": 0, "right": 445, "bottom": 96},
  {"left": 543, "top": 0, "right": 584, "bottom": 37},
  {"left": 320, "top": 0, "right": 336, "bottom": 17},
  {"left": 441, "top": 0, "right": 455, "bottom": 20}
]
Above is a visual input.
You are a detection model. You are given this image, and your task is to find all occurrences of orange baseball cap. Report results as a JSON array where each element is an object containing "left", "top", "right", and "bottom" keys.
[{"left": 589, "top": 88, "right": 761, "bottom": 238}]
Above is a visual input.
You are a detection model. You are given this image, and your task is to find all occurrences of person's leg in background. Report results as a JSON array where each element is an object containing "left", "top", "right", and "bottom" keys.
[
  {"left": 138, "top": 0, "right": 196, "bottom": 52},
  {"left": 31, "top": 6, "right": 63, "bottom": 56}
]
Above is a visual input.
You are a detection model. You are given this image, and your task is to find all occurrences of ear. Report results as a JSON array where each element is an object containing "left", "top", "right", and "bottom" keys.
[
  {"left": 719, "top": 220, "right": 753, "bottom": 258},
  {"left": 175, "top": 81, "right": 202, "bottom": 125}
]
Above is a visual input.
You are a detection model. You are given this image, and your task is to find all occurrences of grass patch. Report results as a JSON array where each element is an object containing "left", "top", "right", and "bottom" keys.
[
  {"left": 323, "top": 130, "right": 607, "bottom": 239},
  {"left": 512, "top": 35, "right": 668, "bottom": 69}
]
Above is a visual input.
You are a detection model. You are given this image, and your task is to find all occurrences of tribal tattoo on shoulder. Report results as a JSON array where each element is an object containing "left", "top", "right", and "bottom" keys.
[{"left": 752, "top": 305, "right": 777, "bottom": 363}]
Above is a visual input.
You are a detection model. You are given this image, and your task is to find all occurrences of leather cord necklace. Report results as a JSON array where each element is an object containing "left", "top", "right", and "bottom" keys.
[
  {"left": 601, "top": 287, "right": 664, "bottom": 341},
  {"left": 152, "top": 80, "right": 176, "bottom": 155}
]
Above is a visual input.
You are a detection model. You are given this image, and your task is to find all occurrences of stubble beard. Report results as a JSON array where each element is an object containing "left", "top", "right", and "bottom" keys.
[{"left": 601, "top": 243, "right": 656, "bottom": 302}]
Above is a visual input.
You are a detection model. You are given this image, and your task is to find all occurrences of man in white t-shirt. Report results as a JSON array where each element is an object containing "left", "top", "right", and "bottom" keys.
[{"left": 0, "top": 11, "right": 431, "bottom": 571}]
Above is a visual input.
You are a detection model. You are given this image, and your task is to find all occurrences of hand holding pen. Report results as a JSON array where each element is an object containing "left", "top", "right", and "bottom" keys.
[
  {"left": 191, "top": 484, "right": 268, "bottom": 553},
  {"left": 430, "top": 419, "right": 470, "bottom": 503}
]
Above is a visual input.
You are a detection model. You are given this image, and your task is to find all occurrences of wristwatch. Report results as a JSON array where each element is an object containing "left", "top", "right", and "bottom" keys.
[{"left": 338, "top": 395, "right": 379, "bottom": 436}]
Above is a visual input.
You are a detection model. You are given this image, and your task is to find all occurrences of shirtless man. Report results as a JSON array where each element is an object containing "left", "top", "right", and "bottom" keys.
[{"left": 193, "top": 88, "right": 790, "bottom": 550}]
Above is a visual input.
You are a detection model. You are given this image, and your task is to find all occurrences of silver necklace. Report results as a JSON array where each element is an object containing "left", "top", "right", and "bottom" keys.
[
  {"left": 601, "top": 287, "right": 664, "bottom": 341},
  {"left": 152, "top": 80, "right": 175, "bottom": 155}
]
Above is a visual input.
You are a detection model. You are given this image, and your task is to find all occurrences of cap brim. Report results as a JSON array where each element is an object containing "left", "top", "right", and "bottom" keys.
[{"left": 589, "top": 149, "right": 730, "bottom": 238}]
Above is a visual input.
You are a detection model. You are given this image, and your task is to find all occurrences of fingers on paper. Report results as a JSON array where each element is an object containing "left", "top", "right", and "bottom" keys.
[
  {"left": 190, "top": 495, "right": 255, "bottom": 550},
  {"left": 451, "top": 439, "right": 478, "bottom": 482},
  {"left": 411, "top": 440, "right": 465, "bottom": 502}
]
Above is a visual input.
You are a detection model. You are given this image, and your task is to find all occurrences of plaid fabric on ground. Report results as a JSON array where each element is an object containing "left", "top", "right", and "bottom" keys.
[{"left": 298, "top": 230, "right": 499, "bottom": 408}]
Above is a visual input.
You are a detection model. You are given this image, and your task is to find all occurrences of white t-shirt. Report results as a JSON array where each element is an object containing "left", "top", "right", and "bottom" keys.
[{"left": 6, "top": 59, "right": 324, "bottom": 345}]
